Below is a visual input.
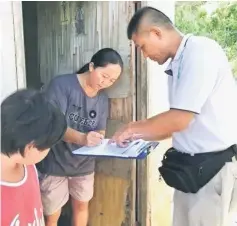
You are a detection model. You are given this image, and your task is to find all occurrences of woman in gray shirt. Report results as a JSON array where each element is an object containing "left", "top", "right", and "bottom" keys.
[{"left": 37, "top": 48, "right": 123, "bottom": 226}]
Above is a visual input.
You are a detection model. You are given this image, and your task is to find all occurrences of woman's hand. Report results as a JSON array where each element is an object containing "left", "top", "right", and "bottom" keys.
[{"left": 84, "top": 131, "right": 104, "bottom": 147}]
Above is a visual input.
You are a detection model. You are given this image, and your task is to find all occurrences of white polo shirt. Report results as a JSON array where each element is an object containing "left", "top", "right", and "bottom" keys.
[{"left": 166, "top": 34, "right": 237, "bottom": 154}]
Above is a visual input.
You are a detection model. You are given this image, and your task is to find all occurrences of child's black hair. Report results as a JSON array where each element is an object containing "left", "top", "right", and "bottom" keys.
[{"left": 1, "top": 89, "right": 67, "bottom": 156}]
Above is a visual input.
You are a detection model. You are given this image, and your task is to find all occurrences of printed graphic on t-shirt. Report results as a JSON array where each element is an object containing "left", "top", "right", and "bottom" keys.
[
  {"left": 10, "top": 208, "right": 45, "bottom": 226},
  {"left": 68, "top": 111, "right": 96, "bottom": 128},
  {"left": 68, "top": 104, "right": 97, "bottom": 130},
  {"left": 89, "top": 110, "right": 97, "bottom": 119},
  {"left": 1, "top": 165, "right": 45, "bottom": 226}
]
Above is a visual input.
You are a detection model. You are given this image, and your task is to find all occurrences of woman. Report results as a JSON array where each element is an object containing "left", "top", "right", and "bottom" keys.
[{"left": 37, "top": 48, "right": 123, "bottom": 226}]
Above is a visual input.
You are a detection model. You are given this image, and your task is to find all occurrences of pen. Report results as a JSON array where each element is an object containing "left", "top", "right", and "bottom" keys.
[
  {"left": 109, "top": 133, "right": 144, "bottom": 145},
  {"left": 121, "top": 140, "right": 140, "bottom": 154}
]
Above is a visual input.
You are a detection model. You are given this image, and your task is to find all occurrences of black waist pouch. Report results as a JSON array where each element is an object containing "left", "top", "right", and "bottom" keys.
[{"left": 158, "top": 145, "right": 237, "bottom": 193}]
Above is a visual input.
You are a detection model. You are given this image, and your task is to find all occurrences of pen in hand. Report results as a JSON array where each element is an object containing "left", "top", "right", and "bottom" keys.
[{"left": 85, "top": 131, "right": 104, "bottom": 147}]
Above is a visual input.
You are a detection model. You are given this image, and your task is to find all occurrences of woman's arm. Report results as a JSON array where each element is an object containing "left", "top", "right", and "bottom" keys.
[
  {"left": 64, "top": 127, "right": 104, "bottom": 147},
  {"left": 97, "top": 130, "right": 106, "bottom": 136},
  {"left": 63, "top": 127, "right": 87, "bottom": 145}
]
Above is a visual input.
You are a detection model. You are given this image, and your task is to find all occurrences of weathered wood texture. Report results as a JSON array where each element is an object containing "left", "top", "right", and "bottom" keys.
[
  {"left": 0, "top": 1, "right": 26, "bottom": 101},
  {"left": 133, "top": 3, "right": 149, "bottom": 223},
  {"left": 37, "top": 2, "right": 136, "bottom": 225},
  {"left": 38, "top": 1, "right": 132, "bottom": 98},
  {"left": 135, "top": 38, "right": 150, "bottom": 226}
]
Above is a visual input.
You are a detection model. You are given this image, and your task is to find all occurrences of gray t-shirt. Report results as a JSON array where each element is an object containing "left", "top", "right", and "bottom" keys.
[{"left": 37, "top": 74, "right": 108, "bottom": 176}]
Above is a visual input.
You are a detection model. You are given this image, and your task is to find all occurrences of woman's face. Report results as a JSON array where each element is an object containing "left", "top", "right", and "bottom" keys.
[{"left": 88, "top": 63, "right": 122, "bottom": 91}]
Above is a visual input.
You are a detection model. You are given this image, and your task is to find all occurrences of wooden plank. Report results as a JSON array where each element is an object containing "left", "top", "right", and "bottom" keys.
[
  {"left": 135, "top": 27, "right": 150, "bottom": 226},
  {"left": 131, "top": 3, "right": 151, "bottom": 225},
  {"left": 88, "top": 173, "right": 130, "bottom": 226}
]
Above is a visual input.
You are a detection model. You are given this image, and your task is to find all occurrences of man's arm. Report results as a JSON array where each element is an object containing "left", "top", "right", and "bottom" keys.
[
  {"left": 112, "top": 41, "right": 220, "bottom": 145},
  {"left": 111, "top": 109, "right": 194, "bottom": 145},
  {"left": 130, "top": 109, "right": 194, "bottom": 141}
]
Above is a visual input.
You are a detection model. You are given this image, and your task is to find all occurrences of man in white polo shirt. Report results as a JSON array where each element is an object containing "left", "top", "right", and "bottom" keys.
[{"left": 111, "top": 6, "right": 237, "bottom": 226}]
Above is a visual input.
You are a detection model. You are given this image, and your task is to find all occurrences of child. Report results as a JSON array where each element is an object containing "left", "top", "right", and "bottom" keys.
[{"left": 1, "top": 89, "right": 67, "bottom": 226}]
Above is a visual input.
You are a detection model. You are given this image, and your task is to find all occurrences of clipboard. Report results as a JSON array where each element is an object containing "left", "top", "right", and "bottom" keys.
[{"left": 72, "top": 139, "right": 159, "bottom": 159}]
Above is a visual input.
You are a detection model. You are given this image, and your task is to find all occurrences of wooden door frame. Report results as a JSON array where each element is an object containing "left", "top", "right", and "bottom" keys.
[
  {"left": 133, "top": 2, "right": 149, "bottom": 226},
  {"left": 135, "top": 45, "right": 150, "bottom": 226}
]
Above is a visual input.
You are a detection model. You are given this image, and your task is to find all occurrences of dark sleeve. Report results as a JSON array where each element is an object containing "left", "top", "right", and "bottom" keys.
[
  {"left": 96, "top": 94, "right": 109, "bottom": 131},
  {"left": 44, "top": 77, "right": 68, "bottom": 115}
]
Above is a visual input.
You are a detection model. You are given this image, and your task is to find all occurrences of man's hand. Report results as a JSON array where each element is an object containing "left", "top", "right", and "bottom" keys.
[
  {"left": 110, "top": 109, "right": 194, "bottom": 147},
  {"left": 110, "top": 123, "right": 142, "bottom": 147},
  {"left": 84, "top": 131, "right": 104, "bottom": 147}
]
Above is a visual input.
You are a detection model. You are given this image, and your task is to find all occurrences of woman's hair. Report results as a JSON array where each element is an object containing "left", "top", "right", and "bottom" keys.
[{"left": 76, "top": 48, "right": 123, "bottom": 74}]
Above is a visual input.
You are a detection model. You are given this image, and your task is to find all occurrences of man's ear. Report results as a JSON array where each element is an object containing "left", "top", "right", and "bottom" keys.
[
  {"left": 89, "top": 62, "right": 94, "bottom": 72},
  {"left": 150, "top": 26, "right": 162, "bottom": 39}
]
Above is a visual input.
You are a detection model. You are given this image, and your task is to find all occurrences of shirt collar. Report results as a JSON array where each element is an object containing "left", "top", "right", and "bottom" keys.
[{"left": 165, "top": 33, "right": 192, "bottom": 75}]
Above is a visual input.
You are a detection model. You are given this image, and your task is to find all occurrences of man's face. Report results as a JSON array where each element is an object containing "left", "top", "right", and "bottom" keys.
[{"left": 132, "top": 26, "right": 171, "bottom": 65}]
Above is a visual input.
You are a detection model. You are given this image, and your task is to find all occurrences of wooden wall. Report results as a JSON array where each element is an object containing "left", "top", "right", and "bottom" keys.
[
  {"left": 37, "top": 2, "right": 136, "bottom": 225},
  {"left": 37, "top": 1, "right": 132, "bottom": 99}
]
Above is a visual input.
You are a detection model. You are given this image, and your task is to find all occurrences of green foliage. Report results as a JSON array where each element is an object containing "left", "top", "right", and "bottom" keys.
[{"left": 175, "top": 2, "right": 237, "bottom": 76}]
